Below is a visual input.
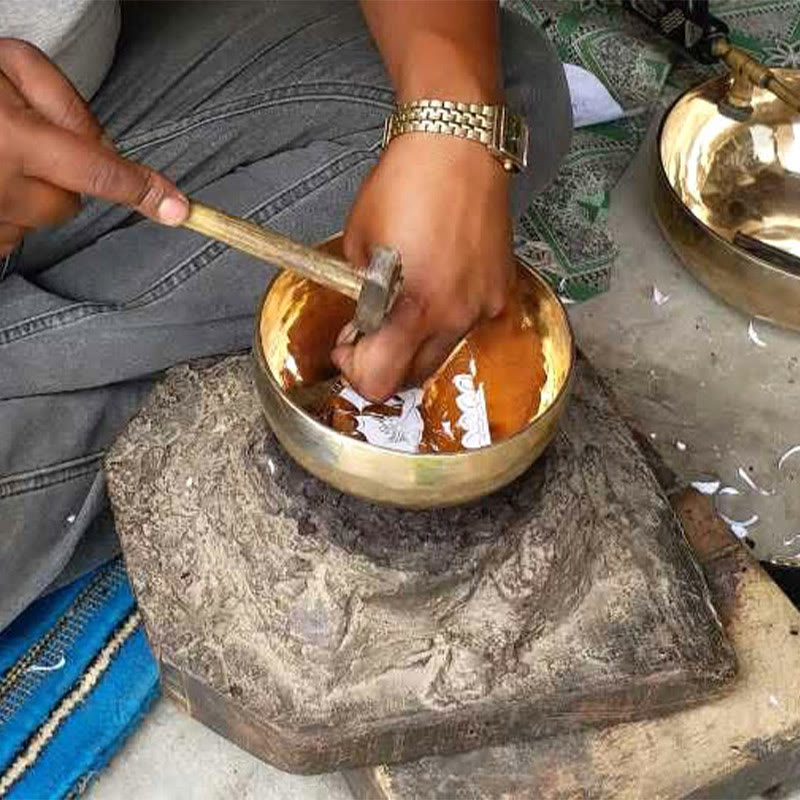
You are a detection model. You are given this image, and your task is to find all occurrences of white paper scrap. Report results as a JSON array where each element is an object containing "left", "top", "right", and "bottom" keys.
[{"left": 564, "top": 63, "right": 625, "bottom": 128}]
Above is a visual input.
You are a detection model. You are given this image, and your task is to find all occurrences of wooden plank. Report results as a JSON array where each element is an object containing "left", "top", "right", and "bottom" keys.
[{"left": 347, "top": 491, "right": 800, "bottom": 799}]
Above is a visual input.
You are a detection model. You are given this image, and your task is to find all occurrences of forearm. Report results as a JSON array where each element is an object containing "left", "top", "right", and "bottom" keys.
[{"left": 358, "top": 0, "right": 503, "bottom": 103}]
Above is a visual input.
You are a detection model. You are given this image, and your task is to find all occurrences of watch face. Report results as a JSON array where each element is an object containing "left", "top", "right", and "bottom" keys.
[
  {"left": 505, "top": 114, "right": 525, "bottom": 151},
  {"left": 500, "top": 111, "right": 529, "bottom": 170}
]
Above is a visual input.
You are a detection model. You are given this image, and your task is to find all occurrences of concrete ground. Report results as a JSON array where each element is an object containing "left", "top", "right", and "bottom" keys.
[
  {"left": 88, "top": 125, "right": 800, "bottom": 797},
  {"left": 87, "top": 699, "right": 354, "bottom": 800},
  {"left": 570, "top": 125, "right": 800, "bottom": 563}
]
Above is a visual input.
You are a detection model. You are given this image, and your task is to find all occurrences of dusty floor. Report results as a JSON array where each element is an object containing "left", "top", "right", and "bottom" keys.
[
  {"left": 88, "top": 128, "right": 800, "bottom": 797},
  {"left": 571, "top": 126, "right": 799, "bottom": 563}
]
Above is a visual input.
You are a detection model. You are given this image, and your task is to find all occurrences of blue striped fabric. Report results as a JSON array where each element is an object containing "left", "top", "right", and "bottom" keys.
[{"left": 0, "top": 560, "right": 159, "bottom": 800}]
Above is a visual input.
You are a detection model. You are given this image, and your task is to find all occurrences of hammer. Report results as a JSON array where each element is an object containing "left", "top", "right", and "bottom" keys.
[{"left": 182, "top": 201, "right": 403, "bottom": 336}]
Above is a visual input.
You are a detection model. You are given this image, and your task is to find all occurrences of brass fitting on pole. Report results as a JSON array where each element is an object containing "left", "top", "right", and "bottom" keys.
[{"left": 712, "top": 39, "right": 800, "bottom": 120}]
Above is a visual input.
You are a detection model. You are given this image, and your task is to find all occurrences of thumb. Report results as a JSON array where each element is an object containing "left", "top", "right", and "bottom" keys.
[
  {"left": 22, "top": 120, "right": 189, "bottom": 226},
  {"left": 331, "top": 295, "right": 427, "bottom": 402}
]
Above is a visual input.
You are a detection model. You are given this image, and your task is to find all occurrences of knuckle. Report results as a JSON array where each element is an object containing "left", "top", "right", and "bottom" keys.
[
  {"left": 484, "top": 286, "right": 509, "bottom": 319},
  {"left": 84, "top": 157, "right": 119, "bottom": 197},
  {"left": 0, "top": 38, "right": 39, "bottom": 69},
  {"left": 132, "top": 171, "right": 165, "bottom": 213},
  {"left": 446, "top": 304, "right": 478, "bottom": 334},
  {"left": 358, "top": 375, "right": 394, "bottom": 404},
  {"left": 56, "top": 90, "right": 88, "bottom": 130}
]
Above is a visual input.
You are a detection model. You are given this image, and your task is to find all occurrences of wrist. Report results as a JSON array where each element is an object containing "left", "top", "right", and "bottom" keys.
[{"left": 395, "top": 31, "right": 503, "bottom": 105}]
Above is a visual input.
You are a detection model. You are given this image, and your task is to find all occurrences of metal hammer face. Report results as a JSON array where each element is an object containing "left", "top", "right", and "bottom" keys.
[{"left": 353, "top": 246, "right": 403, "bottom": 335}]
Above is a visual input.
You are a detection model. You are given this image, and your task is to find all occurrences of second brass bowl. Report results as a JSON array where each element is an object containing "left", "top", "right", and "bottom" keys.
[
  {"left": 252, "top": 236, "right": 574, "bottom": 509},
  {"left": 655, "top": 69, "right": 800, "bottom": 330}
]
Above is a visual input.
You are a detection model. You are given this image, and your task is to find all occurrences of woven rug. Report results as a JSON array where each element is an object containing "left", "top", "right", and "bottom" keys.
[
  {"left": 512, "top": 0, "right": 800, "bottom": 302},
  {"left": 0, "top": 559, "right": 158, "bottom": 800}
]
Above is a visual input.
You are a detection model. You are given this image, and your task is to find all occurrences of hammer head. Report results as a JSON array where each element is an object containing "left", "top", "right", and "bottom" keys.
[{"left": 352, "top": 246, "right": 403, "bottom": 335}]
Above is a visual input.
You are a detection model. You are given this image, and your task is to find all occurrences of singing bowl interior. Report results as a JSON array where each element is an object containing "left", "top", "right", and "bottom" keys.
[
  {"left": 252, "top": 236, "right": 574, "bottom": 509},
  {"left": 655, "top": 68, "right": 800, "bottom": 330}
]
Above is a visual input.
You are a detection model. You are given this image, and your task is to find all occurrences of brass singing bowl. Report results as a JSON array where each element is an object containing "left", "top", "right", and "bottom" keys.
[
  {"left": 655, "top": 68, "right": 800, "bottom": 330},
  {"left": 252, "top": 236, "right": 574, "bottom": 509}
]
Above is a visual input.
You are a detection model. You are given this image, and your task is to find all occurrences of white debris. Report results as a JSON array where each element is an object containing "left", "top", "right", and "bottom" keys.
[
  {"left": 66, "top": 514, "right": 76, "bottom": 524},
  {"left": 185, "top": 476, "right": 193, "bottom": 488},
  {"left": 563, "top": 63, "right": 626, "bottom": 128},
  {"left": 785, "top": 533, "right": 800, "bottom": 547},
  {"left": 748, "top": 319, "right": 767, "bottom": 348},
  {"left": 737, "top": 466, "right": 775, "bottom": 496},
  {"left": 720, "top": 512, "right": 759, "bottom": 540},
  {"left": 718, "top": 486, "right": 741, "bottom": 496},
  {"left": 557, "top": 277, "right": 576, "bottom": 305},
  {"left": 652, "top": 285, "right": 671, "bottom": 306},
  {"left": 778, "top": 444, "right": 800, "bottom": 471},
  {"left": 769, "top": 694, "right": 781, "bottom": 709},
  {"left": 267, "top": 458, "right": 276, "bottom": 476},
  {"left": 27, "top": 655, "right": 66, "bottom": 673},
  {"left": 691, "top": 480, "right": 720, "bottom": 495},
  {"left": 675, "top": 440, "right": 688, "bottom": 452},
  {"left": 649, "top": 433, "right": 657, "bottom": 440}
]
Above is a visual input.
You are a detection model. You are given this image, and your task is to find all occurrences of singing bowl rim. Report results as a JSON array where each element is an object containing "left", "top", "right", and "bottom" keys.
[
  {"left": 251, "top": 237, "right": 575, "bottom": 509},
  {"left": 653, "top": 68, "right": 800, "bottom": 332}
]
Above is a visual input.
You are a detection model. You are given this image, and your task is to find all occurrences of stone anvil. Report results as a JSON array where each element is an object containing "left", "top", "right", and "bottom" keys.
[{"left": 105, "top": 355, "right": 736, "bottom": 774}]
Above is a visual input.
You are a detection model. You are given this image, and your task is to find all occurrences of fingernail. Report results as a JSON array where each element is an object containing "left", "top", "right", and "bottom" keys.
[{"left": 157, "top": 195, "right": 189, "bottom": 226}]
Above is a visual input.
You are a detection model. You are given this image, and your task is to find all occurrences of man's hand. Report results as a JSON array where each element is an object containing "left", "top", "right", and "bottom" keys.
[
  {"left": 333, "top": 133, "right": 515, "bottom": 401},
  {"left": 0, "top": 38, "right": 188, "bottom": 256}
]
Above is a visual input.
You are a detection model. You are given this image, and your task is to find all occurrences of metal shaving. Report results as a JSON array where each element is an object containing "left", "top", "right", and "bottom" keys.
[
  {"left": 737, "top": 466, "right": 774, "bottom": 496},
  {"left": 27, "top": 655, "right": 66, "bottom": 673},
  {"left": 651, "top": 285, "right": 670, "bottom": 306},
  {"left": 691, "top": 480, "right": 720, "bottom": 495},
  {"left": 748, "top": 320, "right": 767, "bottom": 348},
  {"left": 778, "top": 444, "right": 800, "bottom": 471},
  {"left": 720, "top": 512, "right": 759, "bottom": 540},
  {"left": 557, "top": 277, "right": 576, "bottom": 305}
]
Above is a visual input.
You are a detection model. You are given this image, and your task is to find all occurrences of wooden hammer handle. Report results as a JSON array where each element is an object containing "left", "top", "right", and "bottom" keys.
[{"left": 182, "top": 201, "right": 363, "bottom": 300}]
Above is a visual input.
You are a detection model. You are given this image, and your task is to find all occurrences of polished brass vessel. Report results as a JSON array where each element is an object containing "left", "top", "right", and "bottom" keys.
[
  {"left": 253, "top": 236, "right": 574, "bottom": 508},
  {"left": 655, "top": 68, "right": 800, "bottom": 330}
]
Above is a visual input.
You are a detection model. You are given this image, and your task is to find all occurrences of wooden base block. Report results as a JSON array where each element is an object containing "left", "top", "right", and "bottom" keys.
[{"left": 106, "top": 356, "right": 735, "bottom": 774}]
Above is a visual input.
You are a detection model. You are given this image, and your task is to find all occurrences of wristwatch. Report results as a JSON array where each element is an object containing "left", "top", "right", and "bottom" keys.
[{"left": 381, "top": 99, "right": 529, "bottom": 173}]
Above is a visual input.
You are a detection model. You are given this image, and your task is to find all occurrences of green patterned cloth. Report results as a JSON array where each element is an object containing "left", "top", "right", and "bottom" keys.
[{"left": 511, "top": 0, "right": 800, "bottom": 301}]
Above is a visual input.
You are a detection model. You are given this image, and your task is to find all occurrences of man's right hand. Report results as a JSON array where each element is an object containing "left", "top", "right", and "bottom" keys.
[{"left": 0, "top": 38, "right": 188, "bottom": 256}]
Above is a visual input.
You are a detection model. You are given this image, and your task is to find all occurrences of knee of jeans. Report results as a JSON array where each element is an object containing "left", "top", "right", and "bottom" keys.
[{"left": 500, "top": 8, "right": 573, "bottom": 220}]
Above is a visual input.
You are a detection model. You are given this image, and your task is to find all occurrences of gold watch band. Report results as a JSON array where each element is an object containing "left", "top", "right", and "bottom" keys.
[{"left": 381, "top": 99, "right": 529, "bottom": 173}]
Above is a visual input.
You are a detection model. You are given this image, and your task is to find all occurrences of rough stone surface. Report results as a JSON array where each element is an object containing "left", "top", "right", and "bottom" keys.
[{"left": 105, "top": 355, "right": 735, "bottom": 774}]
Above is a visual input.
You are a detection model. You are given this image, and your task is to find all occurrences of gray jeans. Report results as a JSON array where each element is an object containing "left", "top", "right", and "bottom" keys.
[{"left": 0, "top": 1, "right": 572, "bottom": 632}]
